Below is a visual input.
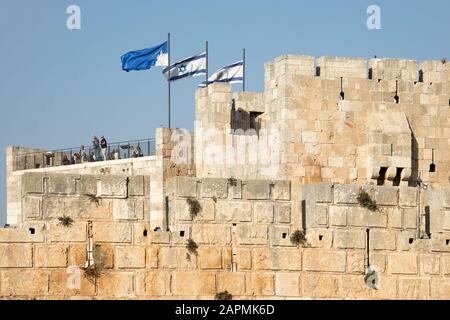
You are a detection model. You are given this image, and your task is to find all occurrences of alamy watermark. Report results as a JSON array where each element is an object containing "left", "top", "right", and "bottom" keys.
[
  {"left": 66, "top": 5, "right": 81, "bottom": 30},
  {"left": 367, "top": 5, "right": 381, "bottom": 30}
]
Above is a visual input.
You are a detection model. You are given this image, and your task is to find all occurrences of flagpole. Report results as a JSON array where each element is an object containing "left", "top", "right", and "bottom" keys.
[
  {"left": 242, "top": 48, "right": 246, "bottom": 92},
  {"left": 205, "top": 40, "right": 209, "bottom": 87},
  {"left": 168, "top": 32, "right": 171, "bottom": 129}
]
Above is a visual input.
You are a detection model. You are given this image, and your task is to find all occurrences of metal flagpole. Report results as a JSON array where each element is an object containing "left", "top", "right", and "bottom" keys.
[
  {"left": 242, "top": 48, "right": 246, "bottom": 92},
  {"left": 205, "top": 41, "right": 209, "bottom": 87},
  {"left": 168, "top": 32, "right": 171, "bottom": 128}
]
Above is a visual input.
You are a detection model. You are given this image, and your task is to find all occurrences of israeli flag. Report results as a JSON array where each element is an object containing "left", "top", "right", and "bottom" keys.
[
  {"left": 121, "top": 41, "right": 168, "bottom": 72},
  {"left": 198, "top": 60, "right": 243, "bottom": 87},
  {"left": 163, "top": 52, "right": 206, "bottom": 81}
]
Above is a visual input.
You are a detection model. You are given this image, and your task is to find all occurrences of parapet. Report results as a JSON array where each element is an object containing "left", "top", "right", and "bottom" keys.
[
  {"left": 315, "top": 56, "right": 367, "bottom": 79},
  {"left": 421, "top": 60, "right": 450, "bottom": 83},
  {"left": 368, "top": 58, "right": 418, "bottom": 81}
]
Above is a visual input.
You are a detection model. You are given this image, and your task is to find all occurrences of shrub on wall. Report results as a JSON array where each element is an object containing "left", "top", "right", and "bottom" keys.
[
  {"left": 215, "top": 291, "right": 233, "bottom": 300},
  {"left": 186, "top": 198, "right": 201, "bottom": 219},
  {"left": 290, "top": 230, "right": 307, "bottom": 247},
  {"left": 357, "top": 189, "right": 378, "bottom": 211}
]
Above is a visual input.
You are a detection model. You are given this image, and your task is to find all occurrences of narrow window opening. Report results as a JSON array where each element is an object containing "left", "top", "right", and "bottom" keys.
[
  {"left": 282, "top": 233, "right": 287, "bottom": 239},
  {"left": 394, "top": 80, "right": 399, "bottom": 104},
  {"left": 301, "top": 200, "right": 307, "bottom": 231},
  {"left": 315, "top": 66, "right": 321, "bottom": 77},
  {"left": 394, "top": 95, "right": 399, "bottom": 104},
  {"left": 29, "top": 228, "right": 35, "bottom": 235},
  {"left": 368, "top": 68, "right": 373, "bottom": 79},
  {"left": 425, "top": 206, "right": 431, "bottom": 237},
  {"left": 429, "top": 163, "right": 436, "bottom": 173},
  {"left": 393, "top": 168, "right": 403, "bottom": 186},
  {"left": 419, "top": 70, "right": 423, "bottom": 82},
  {"left": 377, "top": 79, "right": 381, "bottom": 83},
  {"left": 408, "top": 238, "right": 414, "bottom": 244},
  {"left": 319, "top": 235, "right": 323, "bottom": 241},
  {"left": 339, "top": 77, "right": 344, "bottom": 100},
  {"left": 180, "top": 231, "right": 185, "bottom": 237},
  {"left": 143, "top": 229, "right": 148, "bottom": 237},
  {"left": 377, "top": 167, "right": 388, "bottom": 186},
  {"left": 446, "top": 239, "right": 450, "bottom": 246}
]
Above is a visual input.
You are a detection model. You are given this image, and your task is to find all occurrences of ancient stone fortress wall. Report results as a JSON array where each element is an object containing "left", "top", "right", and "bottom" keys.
[{"left": 1, "top": 177, "right": 449, "bottom": 299}]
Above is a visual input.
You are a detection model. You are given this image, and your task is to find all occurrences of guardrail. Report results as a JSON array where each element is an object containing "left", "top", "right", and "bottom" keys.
[{"left": 13, "top": 138, "right": 156, "bottom": 171}]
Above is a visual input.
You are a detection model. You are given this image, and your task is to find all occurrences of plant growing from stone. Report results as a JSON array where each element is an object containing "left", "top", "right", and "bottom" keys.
[
  {"left": 290, "top": 230, "right": 307, "bottom": 247},
  {"left": 186, "top": 238, "right": 198, "bottom": 255},
  {"left": 215, "top": 290, "right": 232, "bottom": 300},
  {"left": 186, "top": 198, "right": 201, "bottom": 219},
  {"left": 84, "top": 245, "right": 106, "bottom": 284},
  {"left": 227, "top": 177, "right": 238, "bottom": 186},
  {"left": 357, "top": 189, "right": 378, "bottom": 211},
  {"left": 87, "top": 193, "right": 100, "bottom": 207},
  {"left": 58, "top": 215, "right": 74, "bottom": 227}
]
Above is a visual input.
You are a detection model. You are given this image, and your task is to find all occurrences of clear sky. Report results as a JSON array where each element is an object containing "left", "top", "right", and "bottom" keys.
[{"left": 0, "top": 0, "right": 449, "bottom": 225}]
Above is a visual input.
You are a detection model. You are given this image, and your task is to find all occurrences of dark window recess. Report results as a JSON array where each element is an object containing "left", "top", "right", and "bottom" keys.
[
  {"left": 301, "top": 200, "right": 307, "bottom": 231},
  {"left": 393, "top": 168, "right": 403, "bottom": 186},
  {"left": 319, "top": 235, "right": 323, "bottom": 241},
  {"left": 29, "top": 228, "right": 35, "bottom": 235},
  {"left": 446, "top": 239, "right": 450, "bottom": 246},
  {"left": 394, "top": 95, "right": 399, "bottom": 104},
  {"left": 143, "top": 229, "right": 148, "bottom": 237},
  {"left": 409, "top": 238, "right": 414, "bottom": 244},
  {"left": 230, "top": 107, "right": 262, "bottom": 135},
  {"left": 429, "top": 163, "right": 436, "bottom": 173},
  {"left": 377, "top": 167, "right": 388, "bottom": 186},
  {"left": 448, "top": 99, "right": 450, "bottom": 106},
  {"left": 180, "top": 231, "right": 185, "bottom": 237},
  {"left": 368, "top": 68, "right": 373, "bottom": 80},
  {"left": 425, "top": 206, "right": 431, "bottom": 237},
  {"left": 419, "top": 70, "right": 424, "bottom": 82},
  {"left": 340, "top": 91, "right": 345, "bottom": 100},
  {"left": 315, "top": 66, "right": 321, "bottom": 77},
  {"left": 282, "top": 233, "right": 287, "bottom": 239}
]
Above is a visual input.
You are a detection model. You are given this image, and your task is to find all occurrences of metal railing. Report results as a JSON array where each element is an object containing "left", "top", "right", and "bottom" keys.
[{"left": 13, "top": 138, "right": 156, "bottom": 171}]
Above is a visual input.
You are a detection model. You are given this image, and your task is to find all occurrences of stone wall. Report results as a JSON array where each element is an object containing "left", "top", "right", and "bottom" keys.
[{"left": 1, "top": 178, "right": 449, "bottom": 299}]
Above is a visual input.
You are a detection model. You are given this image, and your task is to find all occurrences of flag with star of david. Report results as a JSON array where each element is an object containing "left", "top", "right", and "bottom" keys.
[
  {"left": 198, "top": 60, "right": 243, "bottom": 87},
  {"left": 163, "top": 52, "right": 206, "bottom": 81}
]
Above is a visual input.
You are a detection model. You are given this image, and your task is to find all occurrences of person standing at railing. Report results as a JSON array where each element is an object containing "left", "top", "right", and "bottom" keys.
[
  {"left": 92, "top": 136, "right": 100, "bottom": 161},
  {"left": 80, "top": 145, "right": 88, "bottom": 163},
  {"left": 100, "top": 135, "right": 108, "bottom": 161}
]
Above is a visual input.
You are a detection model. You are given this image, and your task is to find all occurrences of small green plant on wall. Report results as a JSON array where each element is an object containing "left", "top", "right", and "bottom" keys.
[
  {"left": 290, "top": 230, "right": 307, "bottom": 247},
  {"left": 357, "top": 189, "right": 378, "bottom": 211},
  {"left": 186, "top": 198, "right": 201, "bottom": 219},
  {"left": 58, "top": 215, "right": 74, "bottom": 227},
  {"left": 215, "top": 290, "right": 232, "bottom": 300},
  {"left": 186, "top": 238, "right": 198, "bottom": 255},
  {"left": 227, "top": 177, "right": 238, "bottom": 186}
]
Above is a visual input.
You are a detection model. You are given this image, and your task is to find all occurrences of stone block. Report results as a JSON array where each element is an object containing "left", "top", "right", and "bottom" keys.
[
  {"left": 64, "top": 197, "right": 112, "bottom": 220},
  {"left": 21, "top": 173, "right": 44, "bottom": 194},
  {"left": 244, "top": 180, "right": 271, "bottom": 200},
  {"left": 159, "top": 247, "right": 195, "bottom": 269},
  {"left": 23, "top": 195, "right": 42, "bottom": 219},
  {"left": 0, "top": 244, "right": 33, "bottom": 268},
  {"left": 150, "top": 231, "right": 171, "bottom": 244},
  {"left": 49, "top": 269, "right": 95, "bottom": 296},
  {"left": 191, "top": 224, "right": 231, "bottom": 245},
  {"left": 170, "top": 199, "right": 192, "bottom": 221},
  {"left": 403, "top": 208, "right": 417, "bottom": 229},
  {"left": 68, "top": 244, "right": 86, "bottom": 267},
  {"left": 329, "top": 206, "right": 347, "bottom": 226},
  {"left": 301, "top": 273, "right": 342, "bottom": 298},
  {"left": 398, "top": 230, "right": 417, "bottom": 251},
  {"left": 217, "top": 272, "right": 246, "bottom": 296},
  {"left": 216, "top": 201, "right": 252, "bottom": 222},
  {"left": 398, "top": 278, "right": 429, "bottom": 300},
  {"left": 116, "top": 246, "right": 146, "bottom": 269},
  {"left": 275, "top": 203, "right": 291, "bottom": 223},
  {"left": 335, "top": 229, "right": 366, "bottom": 249},
  {"left": 334, "top": 184, "right": 360, "bottom": 204},
  {"left": 42, "top": 196, "right": 65, "bottom": 219},
  {"left": 198, "top": 246, "right": 222, "bottom": 269},
  {"left": 128, "top": 176, "right": 144, "bottom": 196},
  {"left": 79, "top": 175, "right": 97, "bottom": 196},
  {"left": 48, "top": 175, "right": 78, "bottom": 195},
  {"left": 399, "top": 186, "right": 417, "bottom": 207},
  {"left": 0, "top": 226, "right": 44, "bottom": 243},
  {"left": 270, "top": 226, "right": 292, "bottom": 246},
  {"left": 306, "top": 228, "right": 333, "bottom": 249},
  {"left": 99, "top": 176, "right": 128, "bottom": 198},
  {"left": 387, "top": 208, "right": 402, "bottom": 228},
  {"left": 420, "top": 254, "right": 440, "bottom": 275},
  {"left": 346, "top": 251, "right": 365, "bottom": 273},
  {"left": 246, "top": 272, "right": 274, "bottom": 296},
  {"left": 430, "top": 278, "right": 450, "bottom": 299},
  {"left": 273, "top": 181, "right": 290, "bottom": 200},
  {"left": 442, "top": 189, "right": 450, "bottom": 209},
  {"left": 303, "top": 250, "right": 346, "bottom": 272},
  {"left": 200, "top": 178, "right": 228, "bottom": 198},
  {"left": 0, "top": 270, "right": 49, "bottom": 296},
  {"left": 198, "top": 199, "right": 215, "bottom": 221},
  {"left": 92, "top": 222, "right": 132, "bottom": 243},
  {"left": 369, "top": 252, "right": 386, "bottom": 273},
  {"left": 389, "top": 253, "right": 418, "bottom": 274},
  {"left": 237, "top": 224, "right": 268, "bottom": 245},
  {"left": 254, "top": 202, "right": 274, "bottom": 223},
  {"left": 347, "top": 206, "right": 387, "bottom": 227},
  {"left": 431, "top": 233, "right": 450, "bottom": 252},
  {"left": 113, "top": 199, "right": 144, "bottom": 221},
  {"left": 35, "top": 245, "right": 68, "bottom": 268},
  {"left": 237, "top": 248, "right": 252, "bottom": 270},
  {"left": 172, "top": 272, "right": 216, "bottom": 296},
  {"left": 97, "top": 272, "right": 134, "bottom": 297},
  {"left": 175, "top": 176, "right": 198, "bottom": 198},
  {"left": 370, "top": 229, "right": 397, "bottom": 251},
  {"left": 271, "top": 248, "right": 302, "bottom": 271},
  {"left": 140, "top": 271, "right": 170, "bottom": 296},
  {"left": 275, "top": 273, "right": 300, "bottom": 297},
  {"left": 146, "top": 247, "right": 159, "bottom": 268},
  {"left": 47, "top": 221, "right": 87, "bottom": 243},
  {"left": 374, "top": 186, "right": 398, "bottom": 206}
]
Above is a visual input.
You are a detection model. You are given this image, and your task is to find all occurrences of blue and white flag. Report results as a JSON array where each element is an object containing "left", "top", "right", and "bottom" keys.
[
  {"left": 163, "top": 52, "right": 206, "bottom": 81},
  {"left": 198, "top": 60, "right": 243, "bottom": 87},
  {"left": 121, "top": 41, "right": 168, "bottom": 72}
]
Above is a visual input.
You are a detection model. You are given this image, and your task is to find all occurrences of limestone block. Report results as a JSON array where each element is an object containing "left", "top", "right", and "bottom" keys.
[
  {"left": 275, "top": 273, "right": 300, "bottom": 297},
  {"left": 216, "top": 201, "right": 252, "bottom": 222},
  {"left": 64, "top": 197, "right": 112, "bottom": 220},
  {"left": 237, "top": 248, "right": 252, "bottom": 270},
  {"left": 69, "top": 244, "right": 86, "bottom": 267},
  {"left": 172, "top": 271, "right": 216, "bottom": 296},
  {"left": 316, "top": 56, "right": 367, "bottom": 79},
  {"left": 246, "top": 272, "right": 274, "bottom": 296},
  {"left": 0, "top": 270, "right": 49, "bottom": 296},
  {"left": 146, "top": 246, "right": 159, "bottom": 268},
  {"left": 346, "top": 251, "right": 365, "bottom": 273},
  {"left": 329, "top": 206, "right": 347, "bottom": 226},
  {"left": 368, "top": 276, "right": 399, "bottom": 300},
  {"left": 113, "top": 199, "right": 143, "bottom": 221},
  {"left": 0, "top": 244, "right": 33, "bottom": 268},
  {"left": 79, "top": 175, "right": 97, "bottom": 196},
  {"left": 243, "top": 180, "right": 271, "bottom": 200},
  {"left": 442, "top": 189, "right": 450, "bottom": 208},
  {"left": 175, "top": 176, "right": 198, "bottom": 198},
  {"left": 334, "top": 184, "right": 360, "bottom": 204},
  {"left": 275, "top": 203, "right": 291, "bottom": 223},
  {"left": 335, "top": 229, "right": 366, "bottom": 249},
  {"left": 303, "top": 250, "right": 346, "bottom": 272},
  {"left": 49, "top": 269, "right": 95, "bottom": 296},
  {"left": 430, "top": 278, "right": 450, "bottom": 299},
  {"left": 171, "top": 199, "right": 192, "bottom": 221},
  {"left": 237, "top": 224, "right": 268, "bottom": 245},
  {"left": 374, "top": 186, "right": 398, "bottom": 206},
  {"left": 92, "top": 222, "right": 132, "bottom": 243},
  {"left": 314, "top": 184, "right": 333, "bottom": 203},
  {"left": 191, "top": 224, "right": 231, "bottom": 245},
  {"left": 48, "top": 175, "right": 78, "bottom": 195},
  {"left": 159, "top": 247, "right": 195, "bottom": 269},
  {"left": 420, "top": 254, "right": 440, "bottom": 275},
  {"left": 347, "top": 206, "right": 387, "bottom": 227},
  {"left": 139, "top": 271, "right": 170, "bottom": 296},
  {"left": 21, "top": 173, "right": 44, "bottom": 194},
  {"left": 273, "top": 181, "right": 290, "bottom": 200},
  {"left": 97, "top": 272, "right": 134, "bottom": 298},
  {"left": 47, "top": 221, "right": 87, "bottom": 243},
  {"left": 387, "top": 208, "right": 402, "bottom": 229},
  {"left": 306, "top": 228, "right": 333, "bottom": 249},
  {"left": 198, "top": 246, "right": 222, "bottom": 269},
  {"left": 269, "top": 226, "right": 291, "bottom": 246},
  {"left": 398, "top": 230, "right": 417, "bottom": 251},
  {"left": 23, "top": 195, "right": 42, "bottom": 219},
  {"left": 42, "top": 196, "right": 65, "bottom": 219},
  {"left": 398, "top": 278, "right": 429, "bottom": 300},
  {"left": 96, "top": 244, "right": 114, "bottom": 269},
  {"left": 254, "top": 202, "right": 274, "bottom": 223},
  {"left": 301, "top": 273, "right": 342, "bottom": 298},
  {"left": 116, "top": 246, "right": 146, "bottom": 269},
  {"left": 150, "top": 231, "right": 171, "bottom": 244},
  {"left": 443, "top": 211, "right": 450, "bottom": 231},
  {"left": 431, "top": 233, "right": 450, "bottom": 252},
  {"left": 200, "top": 178, "right": 228, "bottom": 199},
  {"left": 128, "top": 176, "right": 145, "bottom": 196},
  {"left": 230, "top": 181, "right": 242, "bottom": 199},
  {"left": 252, "top": 247, "right": 270, "bottom": 270},
  {"left": 35, "top": 245, "right": 68, "bottom": 268},
  {"left": 271, "top": 248, "right": 302, "bottom": 271},
  {"left": 399, "top": 186, "right": 417, "bottom": 207},
  {"left": 369, "top": 252, "right": 386, "bottom": 273},
  {"left": 403, "top": 208, "right": 417, "bottom": 229},
  {"left": 389, "top": 253, "right": 418, "bottom": 274},
  {"left": 216, "top": 272, "right": 246, "bottom": 296},
  {"left": 370, "top": 229, "right": 397, "bottom": 251},
  {"left": 198, "top": 199, "right": 215, "bottom": 221},
  {"left": 99, "top": 176, "right": 128, "bottom": 198}
]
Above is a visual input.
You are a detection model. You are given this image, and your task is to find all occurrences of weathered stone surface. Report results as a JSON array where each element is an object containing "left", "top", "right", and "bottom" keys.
[
  {"left": 47, "top": 221, "right": 87, "bottom": 243},
  {"left": 346, "top": 251, "right": 365, "bottom": 273},
  {"left": 335, "top": 229, "right": 365, "bottom": 249},
  {"left": 113, "top": 199, "right": 144, "bottom": 221},
  {"left": 374, "top": 186, "right": 398, "bottom": 206},
  {"left": 399, "top": 186, "right": 417, "bottom": 207},
  {"left": 403, "top": 208, "right": 417, "bottom": 229},
  {"left": 23, "top": 195, "right": 42, "bottom": 219},
  {"left": 0, "top": 270, "right": 49, "bottom": 296},
  {"left": 441, "top": 189, "right": 450, "bottom": 209},
  {"left": 92, "top": 222, "right": 132, "bottom": 243},
  {"left": 246, "top": 272, "right": 274, "bottom": 296},
  {"left": 116, "top": 246, "right": 146, "bottom": 269},
  {"left": 64, "top": 197, "right": 112, "bottom": 220},
  {"left": 270, "top": 225, "right": 292, "bottom": 246},
  {"left": 48, "top": 175, "right": 78, "bottom": 195},
  {"left": 68, "top": 244, "right": 86, "bottom": 267},
  {"left": 201, "top": 178, "right": 228, "bottom": 198},
  {"left": 172, "top": 271, "right": 216, "bottom": 296},
  {"left": 398, "top": 278, "right": 429, "bottom": 299},
  {"left": 171, "top": 199, "right": 192, "bottom": 221},
  {"left": 216, "top": 272, "right": 246, "bottom": 296},
  {"left": 99, "top": 176, "right": 128, "bottom": 198},
  {"left": 273, "top": 181, "right": 291, "bottom": 200},
  {"left": 49, "top": 269, "right": 96, "bottom": 296},
  {"left": 275, "top": 273, "right": 300, "bottom": 296},
  {"left": 237, "top": 224, "right": 267, "bottom": 245},
  {"left": 35, "top": 245, "right": 68, "bottom": 268},
  {"left": 175, "top": 176, "right": 198, "bottom": 198},
  {"left": 389, "top": 253, "right": 418, "bottom": 274},
  {"left": 79, "top": 175, "right": 97, "bottom": 196},
  {"left": 387, "top": 208, "right": 402, "bottom": 228},
  {"left": 128, "top": 176, "right": 144, "bottom": 196},
  {"left": 370, "top": 229, "right": 397, "bottom": 251},
  {"left": 303, "top": 250, "right": 346, "bottom": 272},
  {"left": 271, "top": 248, "right": 302, "bottom": 271},
  {"left": 244, "top": 180, "right": 271, "bottom": 200},
  {"left": 138, "top": 271, "right": 170, "bottom": 296},
  {"left": 301, "top": 273, "right": 341, "bottom": 298},
  {"left": 216, "top": 201, "right": 252, "bottom": 222},
  {"left": 254, "top": 202, "right": 274, "bottom": 223},
  {"left": 198, "top": 247, "right": 222, "bottom": 269},
  {"left": 334, "top": 184, "right": 360, "bottom": 204},
  {"left": 191, "top": 224, "right": 231, "bottom": 245},
  {"left": 442, "top": 255, "right": 450, "bottom": 275},
  {"left": 159, "top": 247, "right": 195, "bottom": 269},
  {"left": 0, "top": 227, "right": 45, "bottom": 243},
  {"left": 430, "top": 278, "right": 450, "bottom": 299},
  {"left": 0, "top": 244, "right": 33, "bottom": 268},
  {"left": 306, "top": 228, "right": 333, "bottom": 249},
  {"left": 347, "top": 206, "right": 387, "bottom": 227},
  {"left": 329, "top": 206, "right": 347, "bottom": 226},
  {"left": 97, "top": 272, "right": 134, "bottom": 297},
  {"left": 21, "top": 173, "right": 44, "bottom": 194},
  {"left": 420, "top": 254, "right": 440, "bottom": 275},
  {"left": 237, "top": 248, "right": 252, "bottom": 270},
  {"left": 275, "top": 203, "right": 291, "bottom": 223}
]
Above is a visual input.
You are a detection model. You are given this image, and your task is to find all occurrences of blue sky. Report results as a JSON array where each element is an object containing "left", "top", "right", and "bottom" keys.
[{"left": 0, "top": 0, "right": 449, "bottom": 225}]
